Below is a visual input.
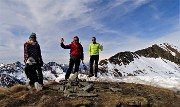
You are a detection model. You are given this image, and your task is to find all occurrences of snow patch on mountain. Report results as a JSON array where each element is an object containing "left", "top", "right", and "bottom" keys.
[
  {"left": 0, "top": 74, "right": 25, "bottom": 87},
  {"left": 55, "top": 72, "right": 180, "bottom": 91},
  {"left": 158, "top": 43, "right": 180, "bottom": 57},
  {"left": 43, "top": 65, "right": 64, "bottom": 82},
  {"left": 0, "top": 62, "right": 64, "bottom": 87},
  {"left": 105, "top": 57, "right": 180, "bottom": 77},
  {"left": 0, "top": 63, "right": 4, "bottom": 67},
  {"left": 55, "top": 56, "right": 180, "bottom": 91}
]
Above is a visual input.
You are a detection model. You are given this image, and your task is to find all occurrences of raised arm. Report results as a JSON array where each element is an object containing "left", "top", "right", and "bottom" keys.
[
  {"left": 60, "top": 38, "right": 71, "bottom": 49},
  {"left": 61, "top": 43, "right": 71, "bottom": 49}
]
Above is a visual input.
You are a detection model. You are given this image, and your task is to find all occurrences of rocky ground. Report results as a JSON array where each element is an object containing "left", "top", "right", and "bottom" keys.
[{"left": 0, "top": 81, "right": 179, "bottom": 107}]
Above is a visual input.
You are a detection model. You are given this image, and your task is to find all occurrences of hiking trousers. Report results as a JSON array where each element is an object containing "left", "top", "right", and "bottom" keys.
[
  {"left": 36, "top": 64, "right": 43, "bottom": 85},
  {"left": 89, "top": 55, "right": 99, "bottom": 76},
  {"left": 65, "top": 58, "right": 80, "bottom": 80}
]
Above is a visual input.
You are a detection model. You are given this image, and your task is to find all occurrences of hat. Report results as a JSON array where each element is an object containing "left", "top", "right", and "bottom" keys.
[{"left": 29, "top": 33, "right": 36, "bottom": 39}]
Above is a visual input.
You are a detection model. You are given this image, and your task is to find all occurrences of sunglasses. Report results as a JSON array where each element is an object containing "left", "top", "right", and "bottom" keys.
[
  {"left": 30, "top": 37, "right": 35, "bottom": 38},
  {"left": 74, "top": 40, "right": 78, "bottom": 42}
]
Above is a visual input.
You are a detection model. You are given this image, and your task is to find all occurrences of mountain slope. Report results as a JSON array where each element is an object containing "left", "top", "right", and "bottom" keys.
[
  {"left": 99, "top": 43, "right": 180, "bottom": 76},
  {"left": 97, "top": 43, "right": 180, "bottom": 90},
  {"left": 104, "top": 43, "right": 180, "bottom": 66}
]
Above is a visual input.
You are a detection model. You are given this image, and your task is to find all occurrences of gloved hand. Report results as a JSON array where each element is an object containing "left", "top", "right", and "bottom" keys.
[
  {"left": 61, "top": 38, "right": 64, "bottom": 43},
  {"left": 26, "top": 57, "right": 36, "bottom": 66}
]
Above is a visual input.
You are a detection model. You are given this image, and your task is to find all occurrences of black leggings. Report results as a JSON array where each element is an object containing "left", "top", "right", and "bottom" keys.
[
  {"left": 36, "top": 65, "right": 43, "bottom": 85},
  {"left": 65, "top": 58, "right": 80, "bottom": 79},
  {"left": 90, "top": 55, "right": 99, "bottom": 75},
  {"left": 25, "top": 64, "right": 43, "bottom": 86}
]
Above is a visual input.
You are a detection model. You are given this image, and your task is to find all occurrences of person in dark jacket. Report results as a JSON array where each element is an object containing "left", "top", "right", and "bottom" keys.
[
  {"left": 60, "top": 36, "right": 84, "bottom": 80},
  {"left": 24, "top": 33, "right": 44, "bottom": 89}
]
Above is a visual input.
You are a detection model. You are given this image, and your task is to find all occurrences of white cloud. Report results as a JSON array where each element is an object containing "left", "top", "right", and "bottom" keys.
[
  {"left": 0, "top": 0, "right": 179, "bottom": 64},
  {"left": 0, "top": 0, "right": 102, "bottom": 63}
]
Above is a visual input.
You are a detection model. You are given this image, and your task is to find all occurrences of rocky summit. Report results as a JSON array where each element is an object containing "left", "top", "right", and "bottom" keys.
[{"left": 0, "top": 80, "right": 180, "bottom": 107}]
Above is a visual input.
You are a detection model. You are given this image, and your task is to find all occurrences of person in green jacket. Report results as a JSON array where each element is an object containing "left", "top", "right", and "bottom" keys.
[{"left": 88, "top": 37, "right": 103, "bottom": 77}]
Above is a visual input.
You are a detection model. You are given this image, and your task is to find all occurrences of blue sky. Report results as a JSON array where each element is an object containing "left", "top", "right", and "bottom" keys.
[{"left": 0, "top": 0, "right": 179, "bottom": 64}]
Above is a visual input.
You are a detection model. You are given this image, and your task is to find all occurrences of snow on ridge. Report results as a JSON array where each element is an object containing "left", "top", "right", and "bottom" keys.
[
  {"left": 0, "top": 63, "right": 4, "bottom": 67},
  {"left": 55, "top": 56, "right": 180, "bottom": 91},
  {"left": 0, "top": 62, "right": 64, "bottom": 86},
  {"left": 55, "top": 73, "right": 180, "bottom": 91},
  {"left": 105, "top": 56, "right": 180, "bottom": 77},
  {"left": 158, "top": 43, "right": 180, "bottom": 54},
  {"left": 1, "top": 60, "right": 180, "bottom": 91},
  {"left": 171, "top": 52, "right": 176, "bottom": 56},
  {"left": 72, "top": 56, "right": 180, "bottom": 91}
]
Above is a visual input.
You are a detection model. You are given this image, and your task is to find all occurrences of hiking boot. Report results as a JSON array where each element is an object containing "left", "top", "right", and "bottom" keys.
[
  {"left": 34, "top": 82, "right": 43, "bottom": 91},
  {"left": 95, "top": 73, "right": 97, "bottom": 77},
  {"left": 88, "top": 74, "right": 94, "bottom": 77}
]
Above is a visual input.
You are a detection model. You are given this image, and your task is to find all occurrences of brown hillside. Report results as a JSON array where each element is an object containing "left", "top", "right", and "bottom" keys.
[{"left": 0, "top": 81, "right": 179, "bottom": 107}]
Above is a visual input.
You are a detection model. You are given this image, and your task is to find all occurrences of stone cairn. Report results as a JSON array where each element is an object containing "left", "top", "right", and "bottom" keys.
[{"left": 49, "top": 72, "right": 98, "bottom": 97}]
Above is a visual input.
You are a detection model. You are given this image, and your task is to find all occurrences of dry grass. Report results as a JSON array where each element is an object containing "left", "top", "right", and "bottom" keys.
[
  {"left": 9, "top": 84, "right": 27, "bottom": 93},
  {"left": 121, "top": 96, "right": 148, "bottom": 105},
  {"left": 0, "top": 87, "right": 7, "bottom": 93},
  {"left": 0, "top": 82, "right": 179, "bottom": 107},
  {"left": 36, "top": 95, "right": 56, "bottom": 107},
  {"left": 70, "top": 99, "right": 93, "bottom": 106}
]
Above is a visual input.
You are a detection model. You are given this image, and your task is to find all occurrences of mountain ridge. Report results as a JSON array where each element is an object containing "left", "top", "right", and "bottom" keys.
[
  {"left": 98, "top": 43, "right": 180, "bottom": 83},
  {"left": 100, "top": 43, "right": 180, "bottom": 66}
]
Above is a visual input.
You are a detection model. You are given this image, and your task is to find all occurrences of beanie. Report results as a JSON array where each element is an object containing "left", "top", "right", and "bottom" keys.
[{"left": 29, "top": 33, "right": 36, "bottom": 39}]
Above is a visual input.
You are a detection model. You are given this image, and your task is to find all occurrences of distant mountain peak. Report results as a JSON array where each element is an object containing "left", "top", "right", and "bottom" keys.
[
  {"left": 135, "top": 43, "right": 180, "bottom": 65},
  {"left": 100, "top": 43, "right": 180, "bottom": 66},
  {"left": 99, "top": 43, "right": 180, "bottom": 78}
]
